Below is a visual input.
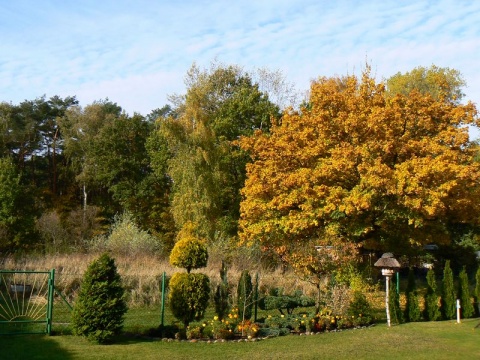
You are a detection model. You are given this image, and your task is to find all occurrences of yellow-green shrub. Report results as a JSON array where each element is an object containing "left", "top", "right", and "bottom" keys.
[
  {"left": 169, "top": 235, "right": 208, "bottom": 273},
  {"left": 168, "top": 272, "right": 210, "bottom": 327}
]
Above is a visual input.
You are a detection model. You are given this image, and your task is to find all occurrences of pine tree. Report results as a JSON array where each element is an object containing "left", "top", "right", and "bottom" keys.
[
  {"left": 423, "top": 268, "right": 441, "bottom": 321},
  {"left": 404, "top": 268, "right": 421, "bottom": 322},
  {"left": 441, "top": 260, "right": 456, "bottom": 320},
  {"left": 458, "top": 267, "right": 474, "bottom": 318}
]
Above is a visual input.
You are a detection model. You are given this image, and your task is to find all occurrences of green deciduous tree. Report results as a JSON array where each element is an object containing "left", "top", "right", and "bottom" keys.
[
  {"left": 386, "top": 65, "right": 466, "bottom": 104},
  {"left": 0, "top": 157, "right": 38, "bottom": 251},
  {"left": 159, "top": 62, "right": 280, "bottom": 241}
]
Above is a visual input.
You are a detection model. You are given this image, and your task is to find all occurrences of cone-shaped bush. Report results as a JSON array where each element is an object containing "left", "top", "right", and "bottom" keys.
[
  {"left": 458, "top": 266, "right": 474, "bottom": 319},
  {"left": 404, "top": 268, "right": 421, "bottom": 322},
  {"left": 72, "top": 253, "right": 127, "bottom": 344},
  {"left": 214, "top": 260, "right": 231, "bottom": 320},
  {"left": 237, "top": 270, "right": 253, "bottom": 320},
  {"left": 389, "top": 277, "right": 403, "bottom": 325},
  {"left": 423, "top": 268, "right": 440, "bottom": 321},
  {"left": 441, "top": 260, "right": 456, "bottom": 320},
  {"left": 475, "top": 267, "right": 480, "bottom": 316}
]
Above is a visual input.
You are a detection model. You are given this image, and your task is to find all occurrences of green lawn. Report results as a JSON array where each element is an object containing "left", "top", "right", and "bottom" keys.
[{"left": 1, "top": 319, "right": 479, "bottom": 360}]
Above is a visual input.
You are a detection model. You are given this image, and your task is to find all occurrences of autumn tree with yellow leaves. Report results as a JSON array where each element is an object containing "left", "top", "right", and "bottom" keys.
[{"left": 239, "top": 68, "right": 480, "bottom": 273}]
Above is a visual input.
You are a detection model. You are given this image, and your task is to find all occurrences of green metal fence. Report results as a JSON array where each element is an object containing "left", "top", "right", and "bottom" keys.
[{"left": 0, "top": 270, "right": 55, "bottom": 335}]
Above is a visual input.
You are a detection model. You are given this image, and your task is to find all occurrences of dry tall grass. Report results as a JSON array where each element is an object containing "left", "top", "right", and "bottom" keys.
[{"left": 1, "top": 252, "right": 318, "bottom": 308}]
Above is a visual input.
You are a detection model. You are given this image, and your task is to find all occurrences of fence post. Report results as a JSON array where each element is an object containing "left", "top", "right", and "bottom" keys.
[
  {"left": 46, "top": 269, "right": 55, "bottom": 335},
  {"left": 160, "top": 272, "right": 166, "bottom": 327}
]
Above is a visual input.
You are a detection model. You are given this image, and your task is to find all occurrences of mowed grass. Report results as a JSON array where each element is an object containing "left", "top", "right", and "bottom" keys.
[{"left": 1, "top": 319, "right": 479, "bottom": 360}]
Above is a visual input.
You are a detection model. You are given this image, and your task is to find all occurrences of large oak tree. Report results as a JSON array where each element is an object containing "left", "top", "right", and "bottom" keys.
[{"left": 239, "top": 68, "right": 480, "bottom": 258}]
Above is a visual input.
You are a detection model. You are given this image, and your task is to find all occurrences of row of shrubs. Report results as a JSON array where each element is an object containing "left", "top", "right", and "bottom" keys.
[{"left": 389, "top": 260, "right": 480, "bottom": 324}]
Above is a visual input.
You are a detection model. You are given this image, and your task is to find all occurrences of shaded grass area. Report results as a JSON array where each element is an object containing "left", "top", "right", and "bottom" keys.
[{"left": 1, "top": 319, "right": 478, "bottom": 360}]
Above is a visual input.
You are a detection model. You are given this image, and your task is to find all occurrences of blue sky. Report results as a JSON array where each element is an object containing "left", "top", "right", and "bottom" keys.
[{"left": 1, "top": 0, "right": 479, "bottom": 119}]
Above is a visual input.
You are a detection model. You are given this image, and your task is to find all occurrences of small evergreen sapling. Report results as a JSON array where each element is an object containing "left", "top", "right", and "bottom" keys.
[
  {"left": 423, "top": 268, "right": 440, "bottom": 321},
  {"left": 441, "top": 260, "right": 456, "bottom": 320},
  {"left": 389, "top": 277, "right": 403, "bottom": 325},
  {"left": 458, "top": 266, "right": 474, "bottom": 318},
  {"left": 475, "top": 267, "right": 480, "bottom": 316},
  {"left": 237, "top": 270, "right": 253, "bottom": 321},
  {"left": 72, "top": 253, "right": 127, "bottom": 344},
  {"left": 214, "top": 261, "right": 231, "bottom": 320},
  {"left": 404, "top": 268, "right": 421, "bottom": 322}
]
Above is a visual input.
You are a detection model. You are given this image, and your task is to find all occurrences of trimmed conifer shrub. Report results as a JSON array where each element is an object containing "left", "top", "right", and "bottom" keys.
[
  {"left": 237, "top": 270, "right": 253, "bottom": 321},
  {"left": 423, "top": 268, "right": 440, "bottom": 321},
  {"left": 168, "top": 272, "right": 210, "bottom": 327},
  {"left": 168, "top": 224, "right": 210, "bottom": 328},
  {"left": 214, "top": 260, "right": 231, "bottom": 320},
  {"left": 441, "top": 260, "right": 456, "bottom": 320},
  {"left": 458, "top": 266, "right": 474, "bottom": 318},
  {"left": 169, "top": 234, "right": 208, "bottom": 273},
  {"left": 475, "top": 267, "right": 480, "bottom": 316},
  {"left": 389, "top": 277, "right": 403, "bottom": 325},
  {"left": 404, "top": 268, "right": 421, "bottom": 322},
  {"left": 72, "top": 253, "right": 127, "bottom": 344}
]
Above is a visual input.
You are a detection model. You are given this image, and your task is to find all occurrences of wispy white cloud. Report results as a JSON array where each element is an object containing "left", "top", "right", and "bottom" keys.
[{"left": 0, "top": 0, "right": 479, "bottom": 116}]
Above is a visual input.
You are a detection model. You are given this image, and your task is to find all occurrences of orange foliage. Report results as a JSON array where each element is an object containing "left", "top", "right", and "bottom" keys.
[{"left": 239, "top": 69, "right": 480, "bottom": 256}]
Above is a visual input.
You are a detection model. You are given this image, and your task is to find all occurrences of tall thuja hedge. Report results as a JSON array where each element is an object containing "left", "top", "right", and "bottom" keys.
[
  {"left": 72, "top": 253, "right": 127, "bottom": 344},
  {"left": 458, "top": 267, "right": 474, "bottom": 318},
  {"left": 214, "top": 260, "right": 231, "bottom": 320},
  {"left": 404, "top": 268, "right": 421, "bottom": 322},
  {"left": 441, "top": 260, "right": 456, "bottom": 320},
  {"left": 423, "top": 268, "right": 441, "bottom": 321},
  {"left": 237, "top": 270, "right": 253, "bottom": 321},
  {"left": 168, "top": 224, "right": 210, "bottom": 328},
  {"left": 476, "top": 267, "right": 480, "bottom": 316},
  {"left": 388, "top": 277, "right": 403, "bottom": 325}
]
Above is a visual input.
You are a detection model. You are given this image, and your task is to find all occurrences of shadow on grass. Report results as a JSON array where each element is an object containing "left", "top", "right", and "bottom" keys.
[{"left": 0, "top": 334, "right": 74, "bottom": 360}]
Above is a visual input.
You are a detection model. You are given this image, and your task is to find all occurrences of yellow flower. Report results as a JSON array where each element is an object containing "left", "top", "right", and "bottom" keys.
[
  {"left": 281, "top": 315, "right": 284, "bottom": 318},
  {"left": 303, "top": 314, "right": 307, "bottom": 318},
  {"left": 214, "top": 316, "right": 218, "bottom": 321}
]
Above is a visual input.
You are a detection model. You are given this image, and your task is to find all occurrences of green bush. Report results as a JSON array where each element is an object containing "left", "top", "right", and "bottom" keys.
[
  {"left": 404, "top": 268, "right": 421, "bottom": 322},
  {"left": 169, "top": 235, "right": 208, "bottom": 273},
  {"left": 237, "top": 270, "right": 253, "bottom": 321},
  {"left": 389, "top": 277, "right": 403, "bottom": 324},
  {"left": 90, "top": 212, "right": 162, "bottom": 256},
  {"left": 214, "top": 261, "right": 231, "bottom": 320},
  {"left": 423, "top": 268, "right": 441, "bottom": 321},
  {"left": 168, "top": 273, "right": 210, "bottom": 327},
  {"left": 475, "top": 267, "right": 480, "bottom": 316},
  {"left": 347, "top": 291, "right": 373, "bottom": 320},
  {"left": 259, "top": 288, "right": 315, "bottom": 315},
  {"left": 71, "top": 253, "right": 127, "bottom": 344},
  {"left": 458, "top": 266, "right": 475, "bottom": 318},
  {"left": 441, "top": 260, "right": 456, "bottom": 320}
]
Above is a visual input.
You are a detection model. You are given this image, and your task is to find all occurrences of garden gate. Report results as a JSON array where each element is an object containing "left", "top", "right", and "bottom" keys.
[{"left": 0, "top": 270, "right": 55, "bottom": 335}]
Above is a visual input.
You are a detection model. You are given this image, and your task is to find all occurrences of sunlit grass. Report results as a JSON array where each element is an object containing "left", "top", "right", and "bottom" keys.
[{"left": 1, "top": 319, "right": 479, "bottom": 360}]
